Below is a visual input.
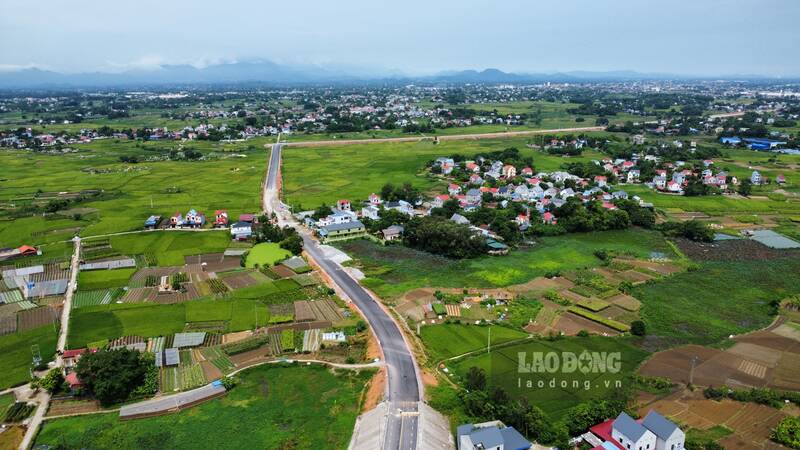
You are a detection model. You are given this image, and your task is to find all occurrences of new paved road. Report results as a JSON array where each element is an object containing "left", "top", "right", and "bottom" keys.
[{"left": 263, "top": 143, "right": 422, "bottom": 449}]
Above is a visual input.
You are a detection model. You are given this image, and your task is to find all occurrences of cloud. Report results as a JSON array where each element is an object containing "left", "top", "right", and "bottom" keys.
[{"left": 0, "top": 63, "right": 46, "bottom": 73}]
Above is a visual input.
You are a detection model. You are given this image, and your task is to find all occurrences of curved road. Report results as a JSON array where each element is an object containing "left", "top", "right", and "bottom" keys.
[{"left": 263, "top": 143, "right": 422, "bottom": 450}]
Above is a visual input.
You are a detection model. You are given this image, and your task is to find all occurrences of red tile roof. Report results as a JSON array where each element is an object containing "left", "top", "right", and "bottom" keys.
[
  {"left": 63, "top": 349, "right": 86, "bottom": 359},
  {"left": 590, "top": 420, "right": 624, "bottom": 450}
]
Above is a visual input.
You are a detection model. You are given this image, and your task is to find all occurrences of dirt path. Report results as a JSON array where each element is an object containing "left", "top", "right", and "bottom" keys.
[{"left": 283, "top": 126, "right": 606, "bottom": 147}]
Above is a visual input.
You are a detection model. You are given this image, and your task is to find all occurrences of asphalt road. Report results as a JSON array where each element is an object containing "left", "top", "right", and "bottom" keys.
[{"left": 264, "top": 143, "right": 421, "bottom": 449}]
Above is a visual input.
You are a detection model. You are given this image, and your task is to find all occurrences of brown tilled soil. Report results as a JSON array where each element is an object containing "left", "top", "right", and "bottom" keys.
[
  {"left": 637, "top": 388, "right": 788, "bottom": 449},
  {"left": 607, "top": 293, "right": 641, "bottom": 311},
  {"left": 229, "top": 347, "right": 271, "bottom": 366},
  {"left": 222, "top": 272, "right": 261, "bottom": 290},
  {"left": 640, "top": 329, "right": 800, "bottom": 390},
  {"left": 553, "top": 312, "right": 619, "bottom": 336},
  {"left": 507, "top": 276, "right": 566, "bottom": 295},
  {"left": 46, "top": 399, "right": 103, "bottom": 416},
  {"left": 675, "top": 238, "right": 800, "bottom": 262},
  {"left": 18, "top": 306, "right": 60, "bottom": 331},
  {"left": 270, "top": 265, "right": 296, "bottom": 279},
  {"left": 200, "top": 360, "right": 223, "bottom": 381}
]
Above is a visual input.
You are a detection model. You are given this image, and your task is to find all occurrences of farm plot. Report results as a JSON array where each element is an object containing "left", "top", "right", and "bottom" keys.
[
  {"left": 73, "top": 288, "right": 123, "bottom": 308},
  {"left": 268, "top": 333, "right": 282, "bottom": 354},
  {"left": 221, "top": 271, "right": 263, "bottom": 290},
  {"left": 204, "top": 278, "right": 229, "bottom": 296},
  {"left": 268, "top": 303, "right": 294, "bottom": 324},
  {"left": 199, "top": 347, "right": 235, "bottom": 374},
  {"left": 78, "top": 268, "right": 136, "bottom": 290},
  {"left": 18, "top": 306, "right": 60, "bottom": 332},
  {"left": 294, "top": 301, "right": 315, "bottom": 322},
  {"left": 302, "top": 329, "right": 322, "bottom": 352},
  {"left": 119, "top": 287, "right": 156, "bottom": 303},
  {"left": 160, "top": 363, "right": 206, "bottom": 393},
  {"left": 128, "top": 267, "right": 182, "bottom": 288},
  {"left": 148, "top": 336, "right": 166, "bottom": 353},
  {"left": 291, "top": 273, "right": 319, "bottom": 287},
  {"left": 0, "top": 315, "right": 17, "bottom": 335},
  {"left": 310, "top": 299, "right": 343, "bottom": 322}
]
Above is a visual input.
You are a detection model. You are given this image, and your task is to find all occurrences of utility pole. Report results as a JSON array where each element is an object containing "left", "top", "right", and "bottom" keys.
[
  {"left": 689, "top": 356, "right": 698, "bottom": 385},
  {"left": 487, "top": 327, "right": 491, "bottom": 354}
]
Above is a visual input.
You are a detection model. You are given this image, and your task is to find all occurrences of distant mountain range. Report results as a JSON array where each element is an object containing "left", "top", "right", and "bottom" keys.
[{"left": 0, "top": 61, "right": 791, "bottom": 89}]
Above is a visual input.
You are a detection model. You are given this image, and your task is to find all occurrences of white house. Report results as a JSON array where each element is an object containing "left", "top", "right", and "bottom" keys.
[
  {"left": 642, "top": 411, "right": 685, "bottom": 450},
  {"left": 385, "top": 200, "right": 414, "bottom": 216},
  {"left": 362, "top": 205, "right": 380, "bottom": 220},
  {"left": 612, "top": 412, "right": 657, "bottom": 450},
  {"left": 751, "top": 170, "right": 762, "bottom": 185},
  {"left": 318, "top": 211, "right": 355, "bottom": 227},
  {"left": 230, "top": 221, "right": 252, "bottom": 240}
]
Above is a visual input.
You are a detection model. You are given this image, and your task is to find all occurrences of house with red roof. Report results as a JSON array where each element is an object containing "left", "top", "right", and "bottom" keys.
[
  {"left": 448, "top": 184, "right": 462, "bottom": 196},
  {"left": 587, "top": 411, "right": 684, "bottom": 450},
  {"left": 213, "top": 210, "right": 229, "bottom": 228},
  {"left": 542, "top": 212, "right": 557, "bottom": 224},
  {"left": 337, "top": 199, "right": 351, "bottom": 212},
  {"left": 432, "top": 194, "right": 450, "bottom": 208},
  {"left": 368, "top": 193, "right": 382, "bottom": 205},
  {"left": 65, "top": 372, "right": 84, "bottom": 391},
  {"left": 594, "top": 175, "right": 608, "bottom": 187}
]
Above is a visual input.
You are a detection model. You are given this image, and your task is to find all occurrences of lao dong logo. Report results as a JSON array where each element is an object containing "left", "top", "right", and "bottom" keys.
[{"left": 517, "top": 351, "right": 621, "bottom": 374}]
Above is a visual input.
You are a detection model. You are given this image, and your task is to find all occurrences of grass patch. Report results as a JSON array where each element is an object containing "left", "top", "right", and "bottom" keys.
[
  {"left": 342, "top": 228, "right": 672, "bottom": 300},
  {"left": 0, "top": 325, "right": 58, "bottom": 389},
  {"left": 104, "top": 231, "right": 230, "bottom": 266},
  {"left": 450, "top": 336, "right": 648, "bottom": 421},
  {"left": 420, "top": 324, "right": 528, "bottom": 361},
  {"left": 245, "top": 243, "right": 291, "bottom": 268},
  {"left": 633, "top": 257, "right": 800, "bottom": 345},
  {"left": 34, "top": 364, "right": 372, "bottom": 450},
  {"left": 77, "top": 268, "right": 136, "bottom": 290}
]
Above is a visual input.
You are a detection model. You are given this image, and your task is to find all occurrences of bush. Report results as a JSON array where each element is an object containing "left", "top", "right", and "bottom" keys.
[
  {"left": 221, "top": 376, "right": 238, "bottom": 390},
  {"left": 772, "top": 416, "right": 800, "bottom": 449},
  {"left": 40, "top": 368, "right": 64, "bottom": 394},
  {"left": 631, "top": 320, "right": 646, "bottom": 336}
]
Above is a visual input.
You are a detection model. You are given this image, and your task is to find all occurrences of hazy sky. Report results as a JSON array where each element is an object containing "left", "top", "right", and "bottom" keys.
[{"left": 1, "top": 0, "right": 798, "bottom": 76}]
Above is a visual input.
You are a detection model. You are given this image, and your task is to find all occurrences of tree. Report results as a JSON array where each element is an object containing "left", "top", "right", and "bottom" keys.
[
  {"left": 738, "top": 179, "right": 753, "bottom": 196},
  {"left": 465, "top": 367, "right": 486, "bottom": 392},
  {"left": 39, "top": 368, "right": 64, "bottom": 394},
  {"left": 311, "top": 204, "right": 333, "bottom": 220},
  {"left": 75, "top": 348, "right": 153, "bottom": 406},
  {"left": 631, "top": 320, "right": 647, "bottom": 336},
  {"left": 279, "top": 234, "right": 303, "bottom": 255},
  {"left": 403, "top": 216, "right": 487, "bottom": 258}
]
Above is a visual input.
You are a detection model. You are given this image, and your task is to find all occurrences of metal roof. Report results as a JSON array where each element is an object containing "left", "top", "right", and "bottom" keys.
[
  {"left": 614, "top": 412, "right": 649, "bottom": 442},
  {"left": 172, "top": 332, "right": 206, "bottom": 348},
  {"left": 642, "top": 410, "right": 680, "bottom": 440}
]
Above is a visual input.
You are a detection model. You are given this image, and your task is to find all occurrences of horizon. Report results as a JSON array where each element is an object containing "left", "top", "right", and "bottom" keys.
[{"left": 2, "top": 0, "right": 799, "bottom": 78}]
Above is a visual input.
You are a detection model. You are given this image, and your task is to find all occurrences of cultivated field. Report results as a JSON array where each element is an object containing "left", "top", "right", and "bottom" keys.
[
  {"left": 448, "top": 336, "right": 649, "bottom": 421},
  {"left": 0, "top": 140, "right": 266, "bottom": 245},
  {"left": 341, "top": 228, "right": 674, "bottom": 300},
  {"left": 34, "top": 364, "right": 374, "bottom": 449}
]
